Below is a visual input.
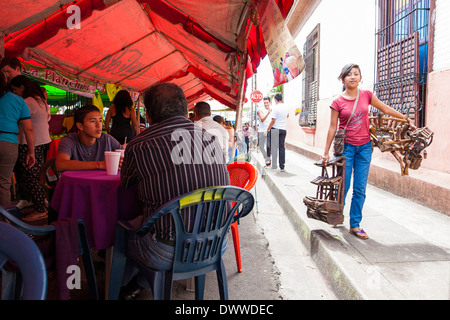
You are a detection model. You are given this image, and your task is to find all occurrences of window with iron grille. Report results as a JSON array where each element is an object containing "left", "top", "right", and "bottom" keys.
[
  {"left": 299, "top": 24, "right": 320, "bottom": 128},
  {"left": 374, "top": 0, "right": 430, "bottom": 127}
]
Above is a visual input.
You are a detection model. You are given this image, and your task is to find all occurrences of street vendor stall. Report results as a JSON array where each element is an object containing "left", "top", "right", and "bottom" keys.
[{"left": 1, "top": 0, "right": 295, "bottom": 117}]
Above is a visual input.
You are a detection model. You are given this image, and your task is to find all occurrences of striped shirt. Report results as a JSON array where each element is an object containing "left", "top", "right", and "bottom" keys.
[{"left": 120, "top": 115, "right": 230, "bottom": 240}]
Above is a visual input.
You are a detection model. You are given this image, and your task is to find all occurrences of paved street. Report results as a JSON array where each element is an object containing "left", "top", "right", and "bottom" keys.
[{"left": 251, "top": 146, "right": 450, "bottom": 300}]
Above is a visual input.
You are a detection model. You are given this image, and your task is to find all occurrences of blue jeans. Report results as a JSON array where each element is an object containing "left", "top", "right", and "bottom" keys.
[{"left": 342, "top": 141, "right": 372, "bottom": 229}]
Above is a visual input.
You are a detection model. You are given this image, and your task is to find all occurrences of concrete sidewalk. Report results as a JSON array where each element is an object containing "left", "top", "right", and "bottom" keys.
[{"left": 250, "top": 147, "right": 450, "bottom": 300}]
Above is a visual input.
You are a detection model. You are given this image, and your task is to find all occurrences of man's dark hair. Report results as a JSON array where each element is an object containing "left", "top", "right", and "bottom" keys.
[
  {"left": 213, "top": 115, "right": 224, "bottom": 124},
  {"left": 263, "top": 96, "right": 271, "bottom": 102},
  {"left": 0, "top": 57, "right": 22, "bottom": 70},
  {"left": 144, "top": 83, "right": 187, "bottom": 123},
  {"left": 194, "top": 101, "right": 211, "bottom": 117},
  {"left": 74, "top": 105, "right": 101, "bottom": 125},
  {"left": 274, "top": 93, "right": 283, "bottom": 102}
]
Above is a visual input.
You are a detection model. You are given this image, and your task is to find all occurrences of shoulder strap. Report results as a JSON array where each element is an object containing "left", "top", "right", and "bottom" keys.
[{"left": 344, "top": 89, "right": 359, "bottom": 130}]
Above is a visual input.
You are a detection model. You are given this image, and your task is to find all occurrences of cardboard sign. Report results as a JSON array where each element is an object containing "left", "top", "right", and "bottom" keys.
[{"left": 259, "top": 0, "right": 305, "bottom": 87}]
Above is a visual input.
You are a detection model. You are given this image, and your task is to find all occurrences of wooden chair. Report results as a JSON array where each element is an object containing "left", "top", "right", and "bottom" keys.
[
  {"left": 369, "top": 113, "right": 433, "bottom": 176},
  {"left": 303, "top": 156, "right": 346, "bottom": 225}
]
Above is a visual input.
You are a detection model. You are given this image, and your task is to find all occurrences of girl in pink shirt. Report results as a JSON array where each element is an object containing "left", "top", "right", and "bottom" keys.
[{"left": 322, "top": 64, "right": 415, "bottom": 240}]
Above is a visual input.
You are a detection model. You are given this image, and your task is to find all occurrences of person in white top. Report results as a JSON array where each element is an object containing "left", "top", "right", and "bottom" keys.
[
  {"left": 243, "top": 122, "right": 253, "bottom": 153},
  {"left": 10, "top": 75, "right": 52, "bottom": 221},
  {"left": 257, "top": 96, "right": 272, "bottom": 166},
  {"left": 213, "top": 115, "right": 235, "bottom": 162},
  {"left": 194, "top": 102, "right": 229, "bottom": 163},
  {"left": 265, "top": 93, "right": 289, "bottom": 171}
]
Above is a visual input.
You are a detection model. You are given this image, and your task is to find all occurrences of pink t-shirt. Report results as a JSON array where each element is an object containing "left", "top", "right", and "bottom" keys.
[{"left": 330, "top": 89, "right": 373, "bottom": 146}]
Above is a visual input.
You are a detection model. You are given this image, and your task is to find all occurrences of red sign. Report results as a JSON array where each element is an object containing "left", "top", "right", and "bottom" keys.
[{"left": 250, "top": 90, "right": 263, "bottom": 103}]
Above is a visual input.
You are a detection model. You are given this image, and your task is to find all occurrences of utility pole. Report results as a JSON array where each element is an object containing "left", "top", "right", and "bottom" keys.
[{"left": 252, "top": 74, "right": 257, "bottom": 129}]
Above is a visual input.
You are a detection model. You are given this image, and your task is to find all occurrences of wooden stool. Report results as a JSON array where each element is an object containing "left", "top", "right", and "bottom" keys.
[
  {"left": 369, "top": 113, "right": 433, "bottom": 176},
  {"left": 303, "top": 156, "right": 346, "bottom": 225}
]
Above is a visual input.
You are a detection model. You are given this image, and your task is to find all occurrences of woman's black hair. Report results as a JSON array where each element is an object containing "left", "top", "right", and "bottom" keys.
[
  {"left": 338, "top": 63, "right": 361, "bottom": 91},
  {"left": 10, "top": 75, "right": 46, "bottom": 102},
  {"left": 113, "top": 90, "right": 133, "bottom": 115}
]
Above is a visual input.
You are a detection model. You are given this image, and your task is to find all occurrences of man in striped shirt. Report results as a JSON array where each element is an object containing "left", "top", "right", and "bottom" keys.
[{"left": 119, "top": 83, "right": 230, "bottom": 294}]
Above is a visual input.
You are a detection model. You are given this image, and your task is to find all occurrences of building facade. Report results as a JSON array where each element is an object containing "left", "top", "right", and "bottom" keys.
[{"left": 262, "top": 0, "right": 450, "bottom": 213}]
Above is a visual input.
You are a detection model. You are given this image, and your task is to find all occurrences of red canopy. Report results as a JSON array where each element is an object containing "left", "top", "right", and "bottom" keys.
[{"left": 1, "top": 0, "right": 294, "bottom": 109}]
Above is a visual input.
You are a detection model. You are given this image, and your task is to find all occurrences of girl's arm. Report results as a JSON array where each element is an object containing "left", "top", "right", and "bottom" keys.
[
  {"left": 322, "top": 108, "right": 339, "bottom": 164},
  {"left": 104, "top": 105, "right": 114, "bottom": 133},
  {"left": 130, "top": 106, "right": 139, "bottom": 137},
  {"left": 20, "top": 118, "right": 36, "bottom": 168},
  {"left": 371, "top": 95, "right": 416, "bottom": 128}
]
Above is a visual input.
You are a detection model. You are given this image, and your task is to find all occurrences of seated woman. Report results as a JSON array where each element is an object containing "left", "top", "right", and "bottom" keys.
[{"left": 104, "top": 90, "right": 139, "bottom": 145}]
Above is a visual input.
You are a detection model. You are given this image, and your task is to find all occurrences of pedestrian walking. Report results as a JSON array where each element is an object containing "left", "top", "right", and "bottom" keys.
[
  {"left": 257, "top": 96, "right": 272, "bottom": 166},
  {"left": 322, "top": 63, "right": 415, "bottom": 239},
  {"left": 265, "top": 93, "right": 289, "bottom": 172},
  {"left": 243, "top": 122, "right": 253, "bottom": 153}
]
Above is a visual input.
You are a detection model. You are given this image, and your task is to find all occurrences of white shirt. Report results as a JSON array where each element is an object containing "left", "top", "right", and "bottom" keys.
[
  {"left": 194, "top": 116, "right": 229, "bottom": 160},
  {"left": 257, "top": 105, "right": 272, "bottom": 132},
  {"left": 271, "top": 102, "right": 290, "bottom": 130},
  {"left": 18, "top": 97, "right": 52, "bottom": 146}
]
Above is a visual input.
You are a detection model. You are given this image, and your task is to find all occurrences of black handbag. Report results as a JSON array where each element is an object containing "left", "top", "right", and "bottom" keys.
[{"left": 333, "top": 90, "right": 359, "bottom": 157}]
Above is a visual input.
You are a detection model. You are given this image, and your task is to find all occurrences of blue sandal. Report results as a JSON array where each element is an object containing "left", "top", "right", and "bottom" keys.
[{"left": 349, "top": 228, "right": 369, "bottom": 240}]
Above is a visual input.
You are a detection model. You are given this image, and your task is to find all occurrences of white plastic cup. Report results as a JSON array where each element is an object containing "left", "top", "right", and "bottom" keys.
[
  {"left": 104, "top": 151, "right": 121, "bottom": 175},
  {"left": 115, "top": 149, "right": 125, "bottom": 171},
  {"left": 115, "top": 149, "right": 125, "bottom": 158}
]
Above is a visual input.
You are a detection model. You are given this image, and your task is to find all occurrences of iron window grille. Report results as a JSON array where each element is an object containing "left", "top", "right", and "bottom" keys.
[
  {"left": 373, "top": 0, "right": 429, "bottom": 127},
  {"left": 300, "top": 24, "right": 320, "bottom": 128}
]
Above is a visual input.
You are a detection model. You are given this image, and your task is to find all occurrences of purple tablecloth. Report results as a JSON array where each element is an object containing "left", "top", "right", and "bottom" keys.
[{"left": 51, "top": 170, "right": 140, "bottom": 250}]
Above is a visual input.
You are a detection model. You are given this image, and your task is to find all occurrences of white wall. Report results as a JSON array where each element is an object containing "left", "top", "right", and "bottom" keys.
[
  {"left": 253, "top": 0, "right": 450, "bottom": 174},
  {"left": 283, "top": 0, "right": 377, "bottom": 148},
  {"left": 433, "top": 0, "right": 450, "bottom": 71}
]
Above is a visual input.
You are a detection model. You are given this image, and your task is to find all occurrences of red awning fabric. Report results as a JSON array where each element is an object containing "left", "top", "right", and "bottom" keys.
[{"left": 1, "top": 0, "right": 294, "bottom": 109}]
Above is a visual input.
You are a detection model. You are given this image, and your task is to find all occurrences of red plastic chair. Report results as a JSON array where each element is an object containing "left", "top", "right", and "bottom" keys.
[{"left": 226, "top": 161, "right": 258, "bottom": 272}]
